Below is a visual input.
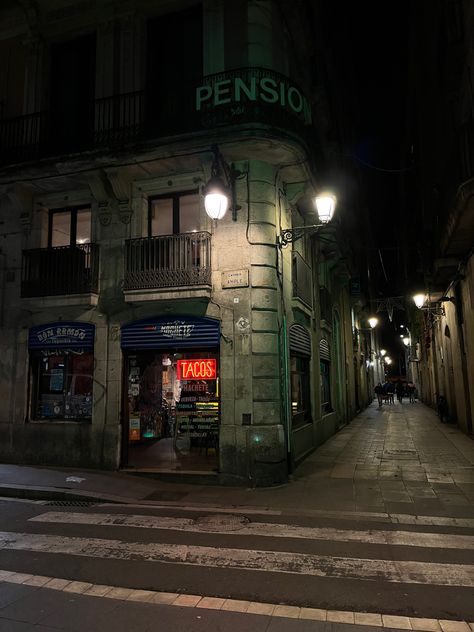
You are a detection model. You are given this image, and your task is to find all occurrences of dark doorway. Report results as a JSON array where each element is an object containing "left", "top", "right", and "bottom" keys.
[{"left": 145, "top": 5, "right": 202, "bottom": 136}]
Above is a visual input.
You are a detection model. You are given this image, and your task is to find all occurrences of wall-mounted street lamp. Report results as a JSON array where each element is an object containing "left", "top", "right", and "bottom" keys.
[
  {"left": 380, "top": 349, "right": 387, "bottom": 357},
  {"left": 413, "top": 293, "right": 426, "bottom": 309},
  {"left": 368, "top": 317, "right": 379, "bottom": 329},
  {"left": 412, "top": 292, "right": 448, "bottom": 318},
  {"left": 277, "top": 192, "right": 336, "bottom": 247},
  {"left": 203, "top": 145, "right": 242, "bottom": 221},
  {"left": 402, "top": 337, "right": 410, "bottom": 346}
]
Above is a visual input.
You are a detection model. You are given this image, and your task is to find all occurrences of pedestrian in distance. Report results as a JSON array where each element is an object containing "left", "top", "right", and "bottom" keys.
[
  {"left": 387, "top": 380, "right": 395, "bottom": 404},
  {"left": 396, "top": 380, "right": 404, "bottom": 403},
  {"left": 437, "top": 394, "right": 449, "bottom": 422},
  {"left": 407, "top": 381, "right": 416, "bottom": 403},
  {"left": 374, "top": 382, "right": 384, "bottom": 407}
]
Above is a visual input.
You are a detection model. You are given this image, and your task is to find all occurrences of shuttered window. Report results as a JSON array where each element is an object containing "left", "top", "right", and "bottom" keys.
[{"left": 289, "top": 324, "right": 311, "bottom": 427}]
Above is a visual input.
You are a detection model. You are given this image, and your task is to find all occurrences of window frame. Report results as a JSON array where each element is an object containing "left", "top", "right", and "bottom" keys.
[
  {"left": 320, "top": 358, "right": 332, "bottom": 414},
  {"left": 290, "top": 354, "right": 312, "bottom": 427},
  {"left": 48, "top": 205, "right": 92, "bottom": 248},
  {"left": 30, "top": 351, "right": 94, "bottom": 422},
  {"left": 148, "top": 190, "right": 200, "bottom": 237}
]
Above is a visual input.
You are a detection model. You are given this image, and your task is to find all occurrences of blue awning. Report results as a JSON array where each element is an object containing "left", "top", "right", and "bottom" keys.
[
  {"left": 121, "top": 316, "right": 220, "bottom": 350},
  {"left": 29, "top": 322, "right": 95, "bottom": 350}
]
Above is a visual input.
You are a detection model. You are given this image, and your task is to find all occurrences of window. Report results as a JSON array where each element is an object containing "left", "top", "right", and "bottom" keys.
[
  {"left": 149, "top": 192, "right": 200, "bottom": 236},
  {"left": 319, "top": 286, "right": 332, "bottom": 322},
  {"left": 31, "top": 352, "right": 94, "bottom": 421},
  {"left": 290, "top": 355, "right": 311, "bottom": 427},
  {"left": 320, "top": 359, "right": 331, "bottom": 414},
  {"left": 292, "top": 251, "right": 312, "bottom": 306},
  {"left": 49, "top": 207, "right": 91, "bottom": 247},
  {"left": 0, "top": 36, "right": 27, "bottom": 118}
]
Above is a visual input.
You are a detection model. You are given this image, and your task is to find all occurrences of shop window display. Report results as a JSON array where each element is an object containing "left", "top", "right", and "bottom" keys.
[
  {"left": 32, "top": 352, "right": 93, "bottom": 420},
  {"left": 127, "top": 351, "right": 219, "bottom": 449}
]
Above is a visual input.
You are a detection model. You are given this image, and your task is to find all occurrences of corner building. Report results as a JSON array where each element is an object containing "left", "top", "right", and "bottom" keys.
[{"left": 0, "top": 1, "right": 372, "bottom": 485}]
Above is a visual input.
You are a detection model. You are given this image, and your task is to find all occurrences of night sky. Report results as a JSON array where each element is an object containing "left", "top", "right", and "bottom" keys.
[{"left": 321, "top": 0, "right": 414, "bottom": 367}]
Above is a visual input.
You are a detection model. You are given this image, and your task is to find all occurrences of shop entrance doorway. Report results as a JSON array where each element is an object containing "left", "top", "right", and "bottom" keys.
[{"left": 124, "top": 350, "right": 219, "bottom": 472}]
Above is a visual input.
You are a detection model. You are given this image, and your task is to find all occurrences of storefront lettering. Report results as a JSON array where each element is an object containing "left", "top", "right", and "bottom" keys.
[
  {"left": 196, "top": 75, "right": 311, "bottom": 124},
  {"left": 41, "top": 348, "right": 85, "bottom": 356},
  {"left": 160, "top": 321, "right": 195, "bottom": 339},
  {"left": 177, "top": 359, "right": 217, "bottom": 381},
  {"left": 181, "top": 383, "right": 208, "bottom": 392},
  {"left": 36, "top": 327, "right": 86, "bottom": 344}
]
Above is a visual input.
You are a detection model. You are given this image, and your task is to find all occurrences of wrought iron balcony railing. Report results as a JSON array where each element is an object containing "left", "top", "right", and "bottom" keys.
[
  {"left": 0, "top": 111, "right": 46, "bottom": 165},
  {"left": 21, "top": 243, "right": 99, "bottom": 298},
  {"left": 124, "top": 232, "right": 212, "bottom": 291},
  {"left": 94, "top": 90, "right": 144, "bottom": 146}
]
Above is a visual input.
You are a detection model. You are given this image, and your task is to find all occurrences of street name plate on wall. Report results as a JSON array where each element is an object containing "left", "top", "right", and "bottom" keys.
[{"left": 221, "top": 269, "right": 249, "bottom": 289}]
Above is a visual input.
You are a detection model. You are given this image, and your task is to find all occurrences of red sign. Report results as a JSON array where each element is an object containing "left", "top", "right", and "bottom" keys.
[{"left": 177, "top": 359, "right": 217, "bottom": 380}]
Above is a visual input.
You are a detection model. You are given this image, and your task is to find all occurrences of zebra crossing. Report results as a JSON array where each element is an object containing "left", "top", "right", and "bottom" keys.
[{"left": 0, "top": 504, "right": 473, "bottom": 628}]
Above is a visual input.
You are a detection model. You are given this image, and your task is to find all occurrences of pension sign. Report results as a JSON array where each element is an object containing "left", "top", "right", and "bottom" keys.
[{"left": 196, "top": 71, "right": 311, "bottom": 125}]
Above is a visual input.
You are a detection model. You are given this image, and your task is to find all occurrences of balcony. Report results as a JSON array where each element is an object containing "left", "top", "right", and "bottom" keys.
[
  {"left": 21, "top": 243, "right": 99, "bottom": 299},
  {"left": 0, "top": 68, "right": 311, "bottom": 167},
  {"left": 124, "top": 232, "right": 212, "bottom": 301}
]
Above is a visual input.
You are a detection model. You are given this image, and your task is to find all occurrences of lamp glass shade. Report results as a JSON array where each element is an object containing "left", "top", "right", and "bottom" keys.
[
  {"left": 402, "top": 337, "right": 410, "bottom": 346},
  {"left": 203, "top": 176, "right": 230, "bottom": 220},
  {"left": 204, "top": 193, "right": 228, "bottom": 219},
  {"left": 368, "top": 317, "right": 378, "bottom": 329},
  {"left": 413, "top": 293, "right": 425, "bottom": 309},
  {"left": 380, "top": 349, "right": 387, "bottom": 356},
  {"left": 314, "top": 193, "right": 336, "bottom": 223}
]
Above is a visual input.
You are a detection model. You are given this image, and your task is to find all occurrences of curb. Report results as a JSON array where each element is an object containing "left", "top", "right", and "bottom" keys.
[{"left": 0, "top": 484, "right": 123, "bottom": 504}]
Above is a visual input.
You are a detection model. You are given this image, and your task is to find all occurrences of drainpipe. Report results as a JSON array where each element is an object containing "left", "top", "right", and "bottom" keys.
[{"left": 281, "top": 314, "right": 292, "bottom": 473}]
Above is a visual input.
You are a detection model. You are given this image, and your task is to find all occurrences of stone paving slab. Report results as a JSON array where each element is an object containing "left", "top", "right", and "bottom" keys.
[
  {"left": 0, "top": 400, "right": 473, "bottom": 518},
  {"left": 1, "top": 571, "right": 473, "bottom": 632}
]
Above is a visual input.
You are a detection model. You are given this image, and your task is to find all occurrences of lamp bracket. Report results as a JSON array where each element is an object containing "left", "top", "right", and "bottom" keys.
[
  {"left": 277, "top": 224, "right": 327, "bottom": 248},
  {"left": 210, "top": 144, "right": 242, "bottom": 221},
  {"left": 420, "top": 304, "right": 446, "bottom": 317}
]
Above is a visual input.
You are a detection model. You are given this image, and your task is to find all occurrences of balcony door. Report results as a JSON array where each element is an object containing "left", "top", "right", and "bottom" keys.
[
  {"left": 49, "top": 33, "right": 96, "bottom": 154},
  {"left": 149, "top": 192, "right": 199, "bottom": 237},
  {"left": 145, "top": 5, "right": 202, "bottom": 136},
  {"left": 49, "top": 207, "right": 91, "bottom": 247}
]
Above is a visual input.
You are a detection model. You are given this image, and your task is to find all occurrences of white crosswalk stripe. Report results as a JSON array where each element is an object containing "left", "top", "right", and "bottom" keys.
[
  {"left": 0, "top": 526, "right": 473, "bottom": 587},
  {"left": 30, "top": 511, "right": 474, "bottom": 550}
]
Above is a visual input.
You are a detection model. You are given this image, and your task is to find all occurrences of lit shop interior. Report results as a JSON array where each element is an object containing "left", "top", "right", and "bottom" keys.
[{"left": 124, "top": 350, "right": 219, "bottom": 471}]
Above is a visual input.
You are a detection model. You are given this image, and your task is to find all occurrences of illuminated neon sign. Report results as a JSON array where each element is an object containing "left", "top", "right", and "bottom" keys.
[{"left": 177, "top": 359, "right": 217, "bottom": 380}]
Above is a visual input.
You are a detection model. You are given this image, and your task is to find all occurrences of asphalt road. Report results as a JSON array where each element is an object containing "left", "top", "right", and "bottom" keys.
[{"left": 0, "top": 497, "right": 472, "bottom": 630}]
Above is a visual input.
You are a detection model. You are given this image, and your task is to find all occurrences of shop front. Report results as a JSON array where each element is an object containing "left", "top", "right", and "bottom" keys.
[
  {"left": 27, "top": 322, "right": 95, "bottom": 422},
  {"left": 120, "top": 316, "right": 221, "bottom": 472}
]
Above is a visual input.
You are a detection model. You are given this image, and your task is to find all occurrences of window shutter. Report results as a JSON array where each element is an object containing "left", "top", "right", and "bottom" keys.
[
  {"left": 319, "top": 338, "right": 330, "bottom": 361},
  {"left": 289, "top": 324, "right": 311, "bottom": 356}
]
